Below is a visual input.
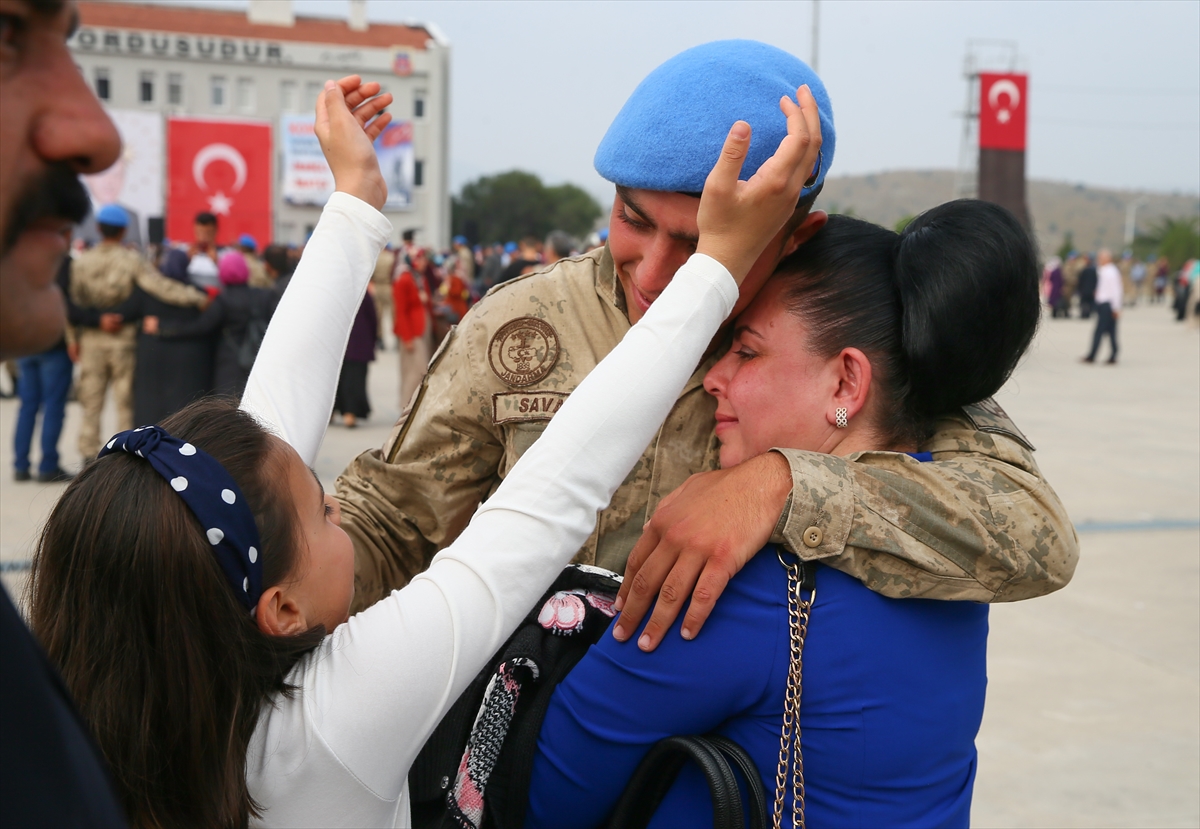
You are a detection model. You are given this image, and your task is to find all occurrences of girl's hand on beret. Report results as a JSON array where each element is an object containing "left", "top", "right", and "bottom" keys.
[{"left": 695, "top": 85, "right": 823, "bottom": 284}]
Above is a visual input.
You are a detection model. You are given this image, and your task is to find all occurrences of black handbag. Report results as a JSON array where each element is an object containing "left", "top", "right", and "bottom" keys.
[{"left": 606, "top": 734, "right": 768, "bottom": 829}]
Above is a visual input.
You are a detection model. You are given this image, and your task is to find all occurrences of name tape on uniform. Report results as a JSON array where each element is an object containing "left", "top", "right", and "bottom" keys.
[{"left": 493, "top": 391, "right": 570, "bottom": 425}]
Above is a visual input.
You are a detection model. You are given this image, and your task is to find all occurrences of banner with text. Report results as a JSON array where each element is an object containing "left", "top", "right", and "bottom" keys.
[
  {"left": 82, "top": 108, "right": 164, "bottom": 244},
  {"left": 375, "top": 121, "right": 415, "bottom": 211},
  {"left": 281, "top": 114, "right": 335, "bottom": 206},
  {"left": 167, "top": 117, "right": 272, "bottom": 246}
]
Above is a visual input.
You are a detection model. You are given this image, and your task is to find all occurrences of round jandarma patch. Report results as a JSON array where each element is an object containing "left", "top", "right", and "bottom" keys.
[{"left": 488, "top": 317, "right": 561, "bottom": 387}]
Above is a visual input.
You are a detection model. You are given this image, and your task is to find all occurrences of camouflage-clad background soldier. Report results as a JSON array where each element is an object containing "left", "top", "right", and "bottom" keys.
[
  {"left": 336, "top": 41, "right": 1078, "bottom": 616},
  {"left": 70, "top": 204, "right": 207, "bottom": 458}
]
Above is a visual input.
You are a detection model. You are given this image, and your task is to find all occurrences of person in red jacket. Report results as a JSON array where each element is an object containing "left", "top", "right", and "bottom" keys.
[{"left": 392, "top": 247, "right": 434, "bottom": 408}]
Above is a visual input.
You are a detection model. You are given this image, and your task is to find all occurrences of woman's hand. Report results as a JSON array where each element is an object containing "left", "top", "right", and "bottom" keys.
[
  {"left": 695, "top": 85, "right": 823, "bottom": 284},
  {"left": 314, "top": 75, "right": 394, "bottom": 211}
]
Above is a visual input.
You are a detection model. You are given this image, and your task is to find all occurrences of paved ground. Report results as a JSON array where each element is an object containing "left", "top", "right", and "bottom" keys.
[{"left": 1, "top": 302, "right": 1197, "bottom": 826}]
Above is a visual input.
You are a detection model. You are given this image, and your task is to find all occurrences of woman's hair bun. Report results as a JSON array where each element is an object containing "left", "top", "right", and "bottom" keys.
[{"left": 894, "top": 199, "right": 1041, "bottom": 418}]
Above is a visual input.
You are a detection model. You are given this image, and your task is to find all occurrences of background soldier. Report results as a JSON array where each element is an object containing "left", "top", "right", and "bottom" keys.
[
  {"left": 336, "top": 41, "right": 1077, "bottom": 642},
  {"left": 238, "top": 233, "right": 272, "bottom": 289},
  {"left": 70, "top": 204, "right": 207, "bottom": 458}
]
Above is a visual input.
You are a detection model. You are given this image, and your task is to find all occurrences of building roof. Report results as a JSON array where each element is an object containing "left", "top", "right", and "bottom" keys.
[{"left": 77, "top": 1, "right": 434, "bottom": 50}]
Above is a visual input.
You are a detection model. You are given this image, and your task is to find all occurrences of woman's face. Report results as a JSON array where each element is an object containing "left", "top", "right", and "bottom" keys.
[
  {"left": 277, "top": 441, "right": 356, "bottom": 630},
  {"left": 703, "top": 277, "right": 844, "bottom": 468}
]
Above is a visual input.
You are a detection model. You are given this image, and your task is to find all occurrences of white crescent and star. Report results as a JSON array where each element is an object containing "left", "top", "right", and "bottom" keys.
[
  {"left": 987, "top": 78, "right": 1021, "bottom": 125},
  {"left": 192, "top": 143, "right": 247, "bottom": 215}
]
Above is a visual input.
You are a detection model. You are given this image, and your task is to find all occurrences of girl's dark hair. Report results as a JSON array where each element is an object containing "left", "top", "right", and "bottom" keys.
[
  {"left": 28, "top": 398, "right": 324, "bottom": 829},
  {"left": 774, "top": 199, "right": 1040, "bottom": 444}
]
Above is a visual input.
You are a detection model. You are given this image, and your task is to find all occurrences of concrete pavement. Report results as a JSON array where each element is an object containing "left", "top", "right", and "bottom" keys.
[{"left": 1, "top": 302, "right": 1197, "bottom": 826}]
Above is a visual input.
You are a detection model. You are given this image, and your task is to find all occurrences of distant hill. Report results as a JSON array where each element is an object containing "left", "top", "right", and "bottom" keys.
[{"left": 816, "top": 170, "right": 1200, "bottom": 256}]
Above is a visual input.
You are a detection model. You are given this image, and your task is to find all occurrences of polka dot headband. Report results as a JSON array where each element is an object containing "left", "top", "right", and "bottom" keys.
[{"left": 98, "top": 426, "right": 263, "bottom": 612}]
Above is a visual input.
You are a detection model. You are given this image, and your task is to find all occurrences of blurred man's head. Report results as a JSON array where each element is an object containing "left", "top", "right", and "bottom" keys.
[
  {"left": 0, "top": 0, "right": 121, "bottom": 359},
  {"left": 262, "top": 243, "right": 289, "bottom": 279},
  {"left": 594, "top": 40, "right": 835, "bottom": 323},
  {"left": 238, "top": 233, "right": 257, "bottom": 254},
  {"left": 1098, "top": 249, "right": 1112, "bottom": 266},
  {"left": 96, "top": 203, "right": 128, "bottom": 242},
  {"left": 193, "top": 212, "right": 218, "bottom": 247}
]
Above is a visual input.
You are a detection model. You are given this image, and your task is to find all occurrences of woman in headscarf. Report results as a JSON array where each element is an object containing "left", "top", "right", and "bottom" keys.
[{"left": 150, "top": 250, "right": 278, "bottom": 398}]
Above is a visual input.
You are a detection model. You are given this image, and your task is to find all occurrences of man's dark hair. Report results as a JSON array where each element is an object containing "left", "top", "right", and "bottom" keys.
[
  {"left": 402, "top": 229, "right": 415, "bottom": 243},
  {"left": 97, "top": 223, "right": 124, "bottom": 240},
  {"left": 194, "top": 212, "right": 218, "bottom": 227},
  {"left": 262, "top": 243, "right": 290, "bottom": 277}
]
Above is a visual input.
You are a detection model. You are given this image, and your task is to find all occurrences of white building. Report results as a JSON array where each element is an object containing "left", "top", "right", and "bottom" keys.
[{"left": 70, "top": 0, "right": 451, "bottom": 248}]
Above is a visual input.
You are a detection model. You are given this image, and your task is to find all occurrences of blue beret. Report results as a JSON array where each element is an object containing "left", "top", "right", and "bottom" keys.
[
  {"left": 96, "top": 204, "right": 128, "bottom": 228},
  {"left": 595, "top": 40, "right": 834, "bottom": 197},
  {"left": 238, "top": 233, "right": 257, "bottom": 250}
]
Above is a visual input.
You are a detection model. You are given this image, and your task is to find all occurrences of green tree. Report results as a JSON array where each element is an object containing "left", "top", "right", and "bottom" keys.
[
  {"left": 1133, "top": 216, "right": 1200, "bottom": 269},
  {"left": 1056, "top": 231, "right": 1075, "bottom": 261},
  {"left": 452, "top": 170, "right": 601, "bottom": 244}
]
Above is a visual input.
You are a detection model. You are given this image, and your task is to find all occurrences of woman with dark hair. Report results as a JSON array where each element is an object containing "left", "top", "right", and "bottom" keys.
[{"left": 525, "top": 200, "right": 1043, "bottom": 828}]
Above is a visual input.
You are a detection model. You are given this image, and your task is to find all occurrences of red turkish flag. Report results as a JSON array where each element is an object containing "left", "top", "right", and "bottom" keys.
[
  {"left": 167, "top": 118, "right": 272, "bottom": 246},
  {"left": 979, "top": 73, "right": 1027, "bottom": 151}
]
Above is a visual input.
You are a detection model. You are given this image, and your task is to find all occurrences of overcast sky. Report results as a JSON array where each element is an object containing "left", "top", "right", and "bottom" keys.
[{"left": 178, "top": 0, "right": 1199, "bottom": 204}]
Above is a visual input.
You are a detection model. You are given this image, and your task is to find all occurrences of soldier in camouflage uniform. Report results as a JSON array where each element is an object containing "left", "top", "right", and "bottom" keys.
[
  {"left": 70, "top": 205, "right": 207, "bottom": 458},
  {"left": 337, "top": 42, "right": 1078, "bottom": 614}
]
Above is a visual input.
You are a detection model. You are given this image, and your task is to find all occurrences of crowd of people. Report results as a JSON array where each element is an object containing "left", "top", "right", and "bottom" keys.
[
  {"left": 1039, "top": 249, "right": 1199, "bottom": 366},
  {"left": 3, "top": 16, "right": 1092, "bottom": 829}
]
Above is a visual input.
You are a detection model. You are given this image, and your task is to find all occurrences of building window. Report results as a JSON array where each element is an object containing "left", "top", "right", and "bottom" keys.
[
  {"left": 414, "top": 159, "right": 424, "bottom": 187},
  {"left": 236, "top": 77, "right": 255, "bottom": 113},
  {"left": 139, "top": 71, "right": 154, "bottom": 104},
  {"left": 211, "top": 75, "right": 227, "bottom": 109},
  {"left": 168, "top": 73, "right": 183, "bottom": 106},
  {"left": 413, "top": 90, "right": 426, "bottom": 119},
  {"left": 280, "top": 80, "right": 298, "bottom": 112},
  {"left": 94, "top": 67, "right": 110, "bottom": 101},
  {"left": 304, "top": 81, "right": 323, "bottom": 111}
]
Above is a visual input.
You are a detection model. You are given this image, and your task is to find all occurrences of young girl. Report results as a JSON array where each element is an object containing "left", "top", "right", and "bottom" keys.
[{"left": 27, "top": 77, "right": 824, "bottom": 827}]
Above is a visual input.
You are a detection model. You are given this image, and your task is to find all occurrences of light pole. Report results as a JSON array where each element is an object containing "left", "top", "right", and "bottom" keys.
[
  {"left": 1125, "top": 195, "right": 1149, "bottom": 247},
  {"left": 811, "top": 0, "right": 819, "bottom": 73}
]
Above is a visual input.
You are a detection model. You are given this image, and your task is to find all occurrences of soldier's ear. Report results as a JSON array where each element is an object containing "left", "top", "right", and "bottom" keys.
[{"left": 781, "top": 210, "right": 827, "bottom": 259}]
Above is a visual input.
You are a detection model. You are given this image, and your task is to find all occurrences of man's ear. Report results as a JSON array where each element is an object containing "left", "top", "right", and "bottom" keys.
[
  {"left": 828, "top": 347, "right": 873, "bottom": 427},
  {"left": 781, "top": 210, "right": 828, "bottom": 259},
  {"left": 256, "top": 585, "right": 306, "bottom": 636}
]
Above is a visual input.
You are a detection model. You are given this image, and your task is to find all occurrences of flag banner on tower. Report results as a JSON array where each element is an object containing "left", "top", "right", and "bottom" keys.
[
  {"left": 375, "top": 121, "right": 415, "bottom": 210},
  {"left": 281, "top": 114, "right": 335, "bottom": 206},
  {"left": 978, "top": 73, "right": 1028, "bottom": 151},
  {"left": 167, "top": 117, "right": 272, "bottom": 246}
]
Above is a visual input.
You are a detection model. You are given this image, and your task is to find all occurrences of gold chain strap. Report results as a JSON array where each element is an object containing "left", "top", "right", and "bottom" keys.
[{"left": 773, "top": 550, "right": 815, "bottom": 829}]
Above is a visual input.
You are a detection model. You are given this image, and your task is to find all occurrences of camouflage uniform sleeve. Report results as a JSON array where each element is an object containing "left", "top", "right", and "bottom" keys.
[
  {"left": 770, "top": 407, "right": 1078, "bottom": 602},
  {"left": 336, "top": 316, "right": 504, "bottom": 613},
  {"left": 134, "top": 258, "right": 207, "bottom": 308}
]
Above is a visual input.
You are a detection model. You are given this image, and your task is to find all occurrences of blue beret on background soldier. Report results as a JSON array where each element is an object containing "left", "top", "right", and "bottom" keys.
[{"left": 335, "top": 40, "right": 1077, "bottom": 644}]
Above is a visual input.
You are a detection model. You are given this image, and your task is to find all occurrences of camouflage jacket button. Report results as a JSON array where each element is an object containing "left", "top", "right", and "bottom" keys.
[{"left": 802, "top": 526, "right": 823, "bottom": 548}]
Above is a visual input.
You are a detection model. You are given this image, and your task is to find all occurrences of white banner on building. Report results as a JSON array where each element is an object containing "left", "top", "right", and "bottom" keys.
[
  {"left": 82, "top": 109, "right": 164, "bottom": 243},
  {"left": 280, "top": 114, "right": 335, "bottom": 206},
  {"left": 375, "top": 122, "right": 414, "bottom": 211}
]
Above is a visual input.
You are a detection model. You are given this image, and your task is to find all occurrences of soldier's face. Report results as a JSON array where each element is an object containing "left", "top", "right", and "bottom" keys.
[
  {"left": 703, "top": 278, "right": 846, "bottom": 468},
  {"left": 608, "top": 187, "right": 824, "bottom": 325},
  {"left": 0, "top": 0, "right": 120, "bottom": 359}
]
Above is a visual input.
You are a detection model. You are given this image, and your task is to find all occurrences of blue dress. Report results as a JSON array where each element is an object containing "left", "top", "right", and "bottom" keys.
[{"left": 526, "top": 544, "right": 988, "bottom": 827}]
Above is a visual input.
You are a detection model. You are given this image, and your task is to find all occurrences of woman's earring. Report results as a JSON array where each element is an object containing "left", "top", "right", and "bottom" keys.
[{"left": 835, "top": 407, "right": 848, "bottom": 429}]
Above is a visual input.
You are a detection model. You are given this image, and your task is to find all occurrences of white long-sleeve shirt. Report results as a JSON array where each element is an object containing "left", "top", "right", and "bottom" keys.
[
  {"left": 1095, "top": 262, "right": 1123, "bottom": 312},
  {"left": 240, "top": 192, "right": 739, "bottom": 827}
]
